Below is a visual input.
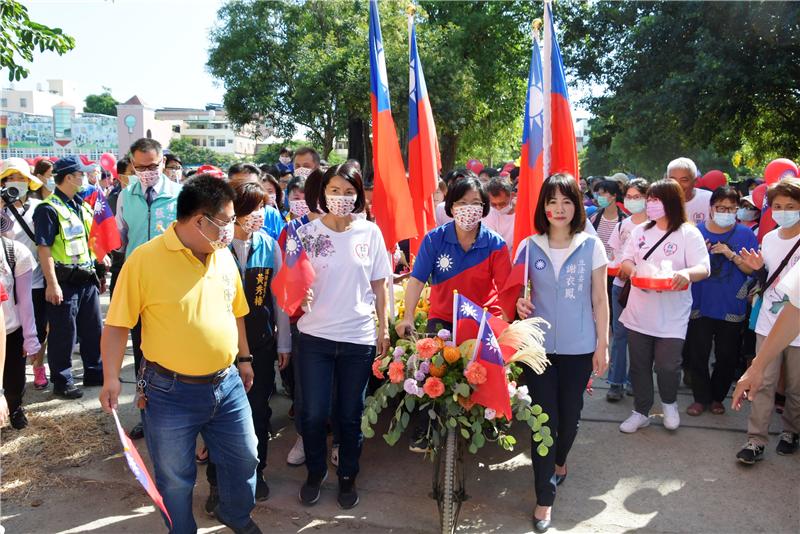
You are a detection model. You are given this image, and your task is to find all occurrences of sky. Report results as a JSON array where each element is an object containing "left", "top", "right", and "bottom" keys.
[{"left": 15, "top": 0, "right": 226, "bottom": 109}]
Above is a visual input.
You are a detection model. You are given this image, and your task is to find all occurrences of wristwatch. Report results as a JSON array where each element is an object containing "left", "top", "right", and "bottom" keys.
[{"left": 237, "top": 355, "right": 254, "bottom": 364}]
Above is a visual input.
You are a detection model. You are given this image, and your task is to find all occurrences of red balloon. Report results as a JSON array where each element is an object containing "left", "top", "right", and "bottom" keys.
[
  {"left": 79, "top": 154, "right": 96, "bottom": 167},
  {"left": 701, "top": 169, "right": 727, "bottom": 191},
  {"left": 751, "top": 183, "right": 768, "bottom": 210},
  {"left": 466, "top": 159, "right": 484, "bottom": 174},
  {"left": 48, "top": 156, "right": 58, "bottom": 162},
  {"left": 24, "top": 158, "right": 35, "bottom": 166},
  {"left": 764, "top": 158, "right": 798, "bottom": 185},
  {"left": 99, "top": 152, "right": 117, "bottom": 178},
  {"left": 33, "top": 156, "right": 44, "bottom": 164}
]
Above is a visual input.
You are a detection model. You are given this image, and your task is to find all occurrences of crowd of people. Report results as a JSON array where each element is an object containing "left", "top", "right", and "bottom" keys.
[{"left": 0, "top": 142, "right": 798, "bottom": 533}]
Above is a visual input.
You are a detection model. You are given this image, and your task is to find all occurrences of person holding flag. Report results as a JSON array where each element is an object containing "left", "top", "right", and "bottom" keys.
[
  {"left": 515, "top": 174, "right": 609, "bottom": 533},
  {"left": 294, "top": 162, "right": 392, "bottom": 509}
]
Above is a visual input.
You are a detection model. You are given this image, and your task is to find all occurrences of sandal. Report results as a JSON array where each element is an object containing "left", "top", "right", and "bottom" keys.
[
  {"left": 196, "top": 446, "right": 209, "bottom": 464},
  {"left": 686, "top": 402, "right": 705, "bottom": 416},
  {"left": 710, "top": 401, "right": 725, "bottom": 415}
]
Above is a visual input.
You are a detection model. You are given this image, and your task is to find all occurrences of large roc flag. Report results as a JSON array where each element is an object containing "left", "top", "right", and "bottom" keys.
[
  {"left": 369, "top": 0, "right": 417, "bottom": 251},
  {"left": 407, "top": 13, "right": 440, "bottom": 256}
]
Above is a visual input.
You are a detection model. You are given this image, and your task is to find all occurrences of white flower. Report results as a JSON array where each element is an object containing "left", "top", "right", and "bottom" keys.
[
  {"left": 515, "top": 385, "right": 532, "bottom": 404},
  {"left": 484, "top": 408, "right": 496, "bottom": 421}
]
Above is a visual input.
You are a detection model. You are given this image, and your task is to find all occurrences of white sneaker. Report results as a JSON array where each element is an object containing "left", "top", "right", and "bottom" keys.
[
  {"left": 662, "top": 402, "right": 680, "bottom": 430},
  {"left": 287, "top": 435, "right": 305, "bottom": 466},
  {"left": 619, "top": 411, "right": 651, "bottom": 433},
  {"left": 330, "top": 444, "right": 339, "bottom": 467}
]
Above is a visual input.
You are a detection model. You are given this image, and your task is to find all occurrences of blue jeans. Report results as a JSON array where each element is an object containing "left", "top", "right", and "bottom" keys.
[
  {"left": 46, "top": 282, "right": 103, "bottom": 389},
  {"left": 297, "top": 333, "right": 375, "bottom": 478},
  {"left": 608, "top": 284, "right": 631, "bottom": 387},
  {"left": 142, "top": 363, "right": 258, "bottom": 534}
]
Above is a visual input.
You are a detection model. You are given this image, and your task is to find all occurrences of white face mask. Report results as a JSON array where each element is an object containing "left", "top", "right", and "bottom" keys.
[
  {"left": 200, "top": 216, "right": 235, "bottom": 250},
  {"left": 239, "top": 210, "right": 265, "bottom": 233},
  {"left": 5, "top": 181, "right": 28, "bottom": 200},
  {"left": 326, "top": 195, "right": 357, "bottom": 217},
  {"left": 492, "top": 203, "right": 513, "bottom": 215},
  {"left": 267, "top": 193, "right": 277, "bottom": 206},
  {"left": 289, "top": 199, "right": 310, "bottom": 217},
  {"left": 279, "top": 156, "right": 291, "bottom": 165},
  {"left": 772, "top": 209, "right": 800, "bottom": 228},
  {"left": 452, "top": 205, "right": 483, "bottom": 231}
]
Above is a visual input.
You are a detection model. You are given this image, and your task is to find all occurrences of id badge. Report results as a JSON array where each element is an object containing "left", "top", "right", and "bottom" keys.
[
  {"left": 65, "top": 236, "right": 87, "bottom": 256},
  {"left": 64, "top": 222, "right": 83, "bottom": 239}
]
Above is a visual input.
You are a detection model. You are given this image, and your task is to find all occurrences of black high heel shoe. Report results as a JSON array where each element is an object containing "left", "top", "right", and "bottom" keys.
[
  {"left": 533, "top": 516, "right": 551, "bottom": 533},
  {"left": 555, "top": 471, "right": 567, "bottom": 486}
]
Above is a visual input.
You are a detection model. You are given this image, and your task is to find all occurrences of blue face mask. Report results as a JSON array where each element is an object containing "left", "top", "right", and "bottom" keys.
[
  {"left": 736, "top": 208, "right": 758, "bottom": 221},
  {"left": 772, "top": 210, "right": 800, "bottom": 228},
  {"left": 624, "top": 198, "right": 646, "bottom": 214},
  {"left": 596, "top": 196, "right": 612, "bottom": 209},
  {"left": 712, "top": 211, "right": 736, "bottom": 227}
]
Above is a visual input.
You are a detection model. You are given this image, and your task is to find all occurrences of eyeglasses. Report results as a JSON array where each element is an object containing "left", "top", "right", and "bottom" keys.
[
  {"left": 625, "top": 195, "right": 645, "bottom": 201},
  {"left": 453, "top": 201, "right": 484, "bottom": 208},
  {"left": 132, "top": 162, "right": 161, "bottom": 172},
  {"left": 204, "top": 213, "right": 236, "bottom": 226},
  {"left": 165, "top": 165, "right": 182, "bottom": 171},
  {"left": 712, "top": 206, "right": 737, "bottom": 214}
]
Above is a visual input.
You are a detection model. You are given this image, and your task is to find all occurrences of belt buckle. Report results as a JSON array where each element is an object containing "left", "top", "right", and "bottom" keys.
[{"left": 212, "top": 368, "right": 227, "bottom": 385}]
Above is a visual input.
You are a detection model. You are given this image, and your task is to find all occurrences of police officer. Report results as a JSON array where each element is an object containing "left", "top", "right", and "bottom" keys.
[{"left": 33, "top": 155, "right": 103, "bottom": 399}]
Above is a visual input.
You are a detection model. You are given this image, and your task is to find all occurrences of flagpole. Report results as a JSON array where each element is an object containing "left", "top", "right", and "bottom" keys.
[
  {"left": 471, "top": 309, "right": 488, "bottom": 362},
  {"left": 524, "top": 237, "right": 531, "bottom": 301},
  {"left": 542, "top": 0, "right": 552, "bottom": 178},
  {"left": 388, "top": 250, "right": 396, "bottom": 320},
  {"left": 452, "top": 289, "right": 458, "bottom": 342}
]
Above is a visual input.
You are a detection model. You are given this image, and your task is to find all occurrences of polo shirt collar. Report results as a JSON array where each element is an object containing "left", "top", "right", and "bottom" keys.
[
  {"left": 163, "top": 222, "right": 188, "bottom": 251},
  {"left": 443, "top": 221, "right": 489, "bottom": 249},
  {"left": 54, "top": 186, "right": 79, "bottom": 205}
]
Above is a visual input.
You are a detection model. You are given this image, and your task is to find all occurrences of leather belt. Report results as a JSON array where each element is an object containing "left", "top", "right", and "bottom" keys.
[{"left": 145, "top": 360, "right": 230, "bottom": 385}]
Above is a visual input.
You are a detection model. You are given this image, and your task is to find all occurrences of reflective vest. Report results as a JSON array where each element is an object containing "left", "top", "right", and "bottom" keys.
[{"left": 42, "top": 193, "right": 94, "bottom": 266}]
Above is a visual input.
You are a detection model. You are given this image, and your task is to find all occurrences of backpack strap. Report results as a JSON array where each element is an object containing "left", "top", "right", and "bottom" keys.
[{"left": 1, "top": 237, "right": 17, "bottom": 304}]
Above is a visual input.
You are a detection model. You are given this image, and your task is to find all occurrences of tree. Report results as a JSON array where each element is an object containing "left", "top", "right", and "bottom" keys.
[
  {"left": 84, "top": 88, "right": 119, "bottom": 116},
  {"left": 557, "top": 1, "right": 800, "bottom": 176},
  {"left": 168, "top": 138, "right": 240, "bottom": 168},
  {"left": 0, "top": 0, "right": 75, "bottom": 81}
]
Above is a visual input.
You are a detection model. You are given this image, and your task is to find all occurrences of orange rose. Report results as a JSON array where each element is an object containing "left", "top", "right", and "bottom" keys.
[
  {"left": 464, "top": 361, "right": 487, "bottom": 385},
  {"left": 457, "top": 395, "right": 475, "bottom": 410},
  {"left": 423, "top": 377, "right": 445, "bottom": 398},
  {"left": 416, "top": 338, "right": 440, "bottom": 359},
  {"left": 388, "top": 361, "right": 405, "bottom": 383},
  {"left": 429, "top": 362, "right": 447, "bottom": 377},
  {"left": 443, "top": 346, "right": 461, "bottom": 364},
  {"left": 434, "top": 336, "right": 446, "bottom": 350},
  {"left": 372, "top": 359, "right": 384, "bottom": 379}
]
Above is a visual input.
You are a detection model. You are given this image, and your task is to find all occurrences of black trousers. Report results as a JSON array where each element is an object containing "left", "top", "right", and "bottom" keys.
[
  {"left": 207, "top": 339, "right": 277, "bottom": 485},
  {"left": 3, "top": 328, "right": 25, "bottom": 413},
  {"left": 686, "top": 317, "right": 742, "bottom": 404},
  {"left": 524, "top": 353, "right": 593, "bottom": 507}
]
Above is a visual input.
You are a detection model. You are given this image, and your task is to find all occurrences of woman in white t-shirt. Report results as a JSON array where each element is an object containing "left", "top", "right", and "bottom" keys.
[
  {"left": 735, "top": 177, "right": 800, "bottom": 463},
  {"left": 618, "top": 179, "right": 710, "bottom": 434},
  {"left": 295, "top": 162, "right": 392, "bottom": 509},
  {"left": 605, "top": 178, "right": 649, "bottom": 401}
]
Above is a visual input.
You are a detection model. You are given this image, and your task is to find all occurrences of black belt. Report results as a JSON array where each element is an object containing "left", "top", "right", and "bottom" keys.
[{"left": 144, "top": 360, "right": 230, "bottom": 385}]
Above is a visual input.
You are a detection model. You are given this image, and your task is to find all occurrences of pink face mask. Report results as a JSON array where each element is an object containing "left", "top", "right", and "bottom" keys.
[
  {"left": 646, "top": 200, "right": 666, "bottom": 220},
  {"left": 452, "top": 205, "right": 483, "bottom": 231},
  {"left": 289, "top": 199, "right": 310, "bottom": 217},
  {"left": 326, "top": 195, "right": 357, "bottom": 217},
  {"left": 240, "top": 210, "right": 265, "bottom": 233},
  {"left": 137, "top": 169, "right": 160, "bottom": 189}
]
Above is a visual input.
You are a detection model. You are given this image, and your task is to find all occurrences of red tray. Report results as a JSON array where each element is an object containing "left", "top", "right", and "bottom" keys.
[
  {"left": 631, "top": 276, "right": 687, "bottom": 291},
  {"left": 607, "top": 265, "right": 621, "bottom": 277}
]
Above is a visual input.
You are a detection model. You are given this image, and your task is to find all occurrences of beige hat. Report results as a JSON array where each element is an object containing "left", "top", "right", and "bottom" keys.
[
  {"left": 610, "top": 172, "right": 629, "bottom": 185},
  {"left": 0, "top": 157, "right": 43, "bottom": 190}
]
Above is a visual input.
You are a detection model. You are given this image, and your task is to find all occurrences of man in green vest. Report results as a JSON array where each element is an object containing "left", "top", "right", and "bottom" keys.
[{"left": 33, "top": 155, "right": 103, "bottom": 399}]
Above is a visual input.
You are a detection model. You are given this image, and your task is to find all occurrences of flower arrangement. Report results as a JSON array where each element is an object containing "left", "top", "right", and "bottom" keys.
[{"left": 362, "top": 318, "right": 553, "bottom": 456}]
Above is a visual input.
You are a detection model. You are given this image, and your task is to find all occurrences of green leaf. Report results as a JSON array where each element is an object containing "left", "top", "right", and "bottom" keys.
[
  {"left": 468, "top": 443, "right": 478, "bottom": 454},
  {"left": 454, "top": 383, "right": 470, "bottom": 397},
  {"left": 404, "top": 395, "right": 416, "bottom": 411},
  {"left": 537, "top": 413, "right": 550, "bottom": 424},
  {"left": 367, "top": 409, "right": 377, "bottom": 425},
  {"left": 537, "top": 444, "right": 549, "bottom": 457},
  {"left": 539, "top": 425, "right": 551, "bottom": 438},
  {"left": 460, "top": 428, "right": 470, "bottom": 440},
  {"left": 473, "top": 432, "right": 485, "bottom": 448},
  {"left": 363, "top": 426, "right": 375, "bottom": 439},
  {"left": 447, "top": 417, "right": 457, "bottom": 428},
  {"left": 400, "top": 412, "right": 410, "bottom": 429},
  {"left": 531, "top": 404, "right": 543, "bottom": 416},
  {"left": 533, "top": 433, "right": 542, "bottom": 442},
  {"left": 543, "top": 435, "right": 554, "bottom": 448}
]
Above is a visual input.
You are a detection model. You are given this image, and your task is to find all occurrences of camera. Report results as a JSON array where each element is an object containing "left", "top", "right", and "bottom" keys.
[{"left": 0, "top": 185, "right": 20, "bottom": 205}]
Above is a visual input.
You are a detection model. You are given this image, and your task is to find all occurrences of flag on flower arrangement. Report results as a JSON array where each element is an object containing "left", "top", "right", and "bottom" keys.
[
  {"left": 369, "top": 0, "right": 417, "bottom": 251},
  {"left": 407, "top": 14, "right": 440, "bottom": 257},
  {"left": 470, "top": 314, "right": 512, "bottom": 420},
  {"left": 83, "top": 185, "right": 121, "bottom": 262},
  {"left": 497, "top": 238, "right": 530, "bottom": 320},
  {"left": 543, "top": 0, "right": 579, "bottom": 182},
  {"left": 111, "top": 409, "right": 172, "bottom": 528},
  {"left": 512, "top": 27, "right": 545, "bottom": 257},
  {"left": 271, "top": 222, "right": 315, "bottom": 315},
  {"left": 452, "top": 292, "right": 512, "bottom": 360}
]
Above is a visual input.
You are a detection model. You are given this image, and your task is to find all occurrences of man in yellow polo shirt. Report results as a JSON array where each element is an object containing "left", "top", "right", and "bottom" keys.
[{"left": 99, "top": 174, "right": 262, "bottom": 534}]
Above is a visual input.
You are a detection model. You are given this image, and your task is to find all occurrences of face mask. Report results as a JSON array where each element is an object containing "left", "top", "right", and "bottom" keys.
[
  {"left": 239, "top": 210, "right": 265, "bottom": 233},
  {"left": 646, "top": 200, "right": 666, "bottom": 220},
  {"left": 201, "top": 216, "right": 234, "bottom": 250},
  {"left": 268, "top": 193, "right": 277, "bottom": 206},
  {"left": 46, "top": 178, "right": 56, "bottom": 191},
  {"left": 736, "top": 208, "right": 758, "bottom": 222},
  {"left": 452, "top": 205, "right": 483, "bottom": 231},
  {"left": 492, "top": 204, "right": 513, "bottom": 216},
  {"left": 5, "top": 181, "right": 28, "bottom": 199},
  {"left": 772, "top": 210, "right": 800, "bottom": 228},
  {"left": 596, "top": 196, "right": 612, "bottom": 209},
  {"left": 326, "top": 195, "right": 357, "bottom": 217},
  {"left": 136, "top": 169, "right": 160, "bottom": 189},
  {"left": 166, "top": 169, "right": 182, "bottom": 182},
  {"left": 279, "top": 156, "right": 291, "bottom": 165},
  {"left": 289, "top": 199, "right": 310, "bottom": 217},
  {"left": 624, "top": 198, "right": 646, "bottom": 214},
  {"left": 712, "top": 211, "right": 736, "bottom": 227},
  {"left": 294, "top": 167, "right": 312, "bottom": 179}
]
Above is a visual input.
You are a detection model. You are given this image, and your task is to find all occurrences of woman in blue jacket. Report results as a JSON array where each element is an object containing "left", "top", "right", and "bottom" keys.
[
  {"left": 516, "top": 174, "right": 610, "bottom": 533},
  {"left": 204, "top": 175, "right": 291, "bottom": 507}
]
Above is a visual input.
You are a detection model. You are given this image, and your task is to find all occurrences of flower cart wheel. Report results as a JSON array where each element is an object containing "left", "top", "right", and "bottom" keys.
[{"left": 433, "top": 429, "right": 465, "bottom": 534}]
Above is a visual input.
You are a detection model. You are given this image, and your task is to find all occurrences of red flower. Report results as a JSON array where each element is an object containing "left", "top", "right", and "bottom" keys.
[
  {"left": 423, "top": 376, "right": 445, "bottom": 398},
  {"left": 416, "top": 338, "right": 439, "bottom": 359},
  {"left": 372, "top": 359, "right": 384, "bottom": 379},
  {"left": 388, "top": 361, "right": 405, "bottom": 383},
  {"left": 464, "top": 361, "right": 487, "bottom": 385}
]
